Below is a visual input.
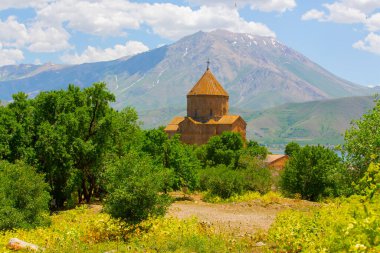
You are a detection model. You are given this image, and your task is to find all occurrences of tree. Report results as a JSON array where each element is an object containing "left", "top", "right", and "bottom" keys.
[
  {"left": 344, "top": 97, "right": 380, "bottom": 181},
  {"left": 242, "top": 140, "right": 268, "bottom": 159},
  {"left": 206, "top": 132, "right": 244, "bottom": 167},
  {"left": 280, "top": 145, "right": 349, "bottom": 201},
  {"left": 142, "top": 129, "right": 200, "bottom": 191},
  {"left": 0, "top": 160, "right": 50, "bottom": 230},
  {"left": 285, "top": 141, "right": 301, "bottom": 156},
  {"left": 104, "top": 152, "right": 170, "bottom": 223}
]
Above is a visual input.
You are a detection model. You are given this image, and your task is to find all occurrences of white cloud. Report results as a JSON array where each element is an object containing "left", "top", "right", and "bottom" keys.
[
  {"left": 60, "top": 41, "right": 149, "bottom": 64},
  {"left": 366, "top": 12, "right": 380, "bottom": 31},
  {"left": 34, "top": 0, "right": 275, "bottom": 40},
  {"left": 353, "top": 32, "right": 380, "bottom": 54},
  {"left": 0, "top": 16, "right": 70, "bottom": 53},
  {"left": 0, "top": 16, "right": 28, "bottom": 47},
  {"left": 323, "top": 2, "right": 367, "bottom": 24},
  {"left": 0, "top": 0, "right": 52, "bottom": 10},
  {"left": 139, "top": 4, "right": 275, "bottom": 39},
  {"left": 301, "top": 9, "right": 325, "bottom": 21},
  {"left": 187, "top": 0, "right": 296, "bottom": 12},
  {"left": 0, "top": 43, "right": 24, "bottom": 66},
  {"left": 27, "top": 22, "right": 71, "bottom": 52}
]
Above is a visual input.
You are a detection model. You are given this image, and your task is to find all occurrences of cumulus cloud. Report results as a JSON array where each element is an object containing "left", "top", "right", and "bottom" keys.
[
  {"left": 0, "top": 16, "right": 28, "bottom": 48},
  {"left": 353, "top": 32, "right": 380, "bottom": 55},
  {"left": 302, "top": 1, "right": 380, "bottom": 55},
  {"left": 187, "top": 0, "right": 296, "bottom": 12},
  {"left": 0, "top": 16, "right": 70, "bottom": 53},
  {"left": 35, "top": 0, "right": 275, "bottom": 39},
  {"left": 301, "top": 9, "right": 325, "bottom": 21},
  {"left": 0, "top": 0, "right": 52, "bottom": 10},
  {"left": 60, "top": 41, "right": 149, "bottom": 64},
  {"left": 0, "top": 43, "right": 24, "bottom": 66}
]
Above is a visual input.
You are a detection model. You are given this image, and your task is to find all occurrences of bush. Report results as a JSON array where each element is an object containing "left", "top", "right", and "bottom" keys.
[
  {"left": 284, "top": 141, "right": 300, "bottom": 156},
  {"left": 0, "top": 160, "right": 50, "bottom": 230},
  {"left": 205, "top": 132, "right": 243, "bottom": 167},
  {"left": 104, "top": 152, "right": 171, "bottom": 223},
  {"left": 280, "top": 145, "right": 350, "bottom": 201},
  {"left": 200, "top": 165, "right": 245, "bottom": 199},
  {"left": 238, "top": 154, "right": 272, "bottom": 194}
]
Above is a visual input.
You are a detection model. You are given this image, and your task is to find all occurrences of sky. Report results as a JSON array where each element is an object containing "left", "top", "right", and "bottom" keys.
[{"left": 0, "top": 0, "right": 379, "bottom": 86}]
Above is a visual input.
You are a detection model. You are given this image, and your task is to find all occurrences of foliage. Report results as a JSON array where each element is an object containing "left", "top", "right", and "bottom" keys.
[
  {"left": 199, "top": 165, "right": 245, "bottom": 199},
  {"left": 142, "top": 129, "right": 200, "bottom": 191},
  {"left": 344, "top": 97, "right": 380, "bottom": 181},
  {"left": 0, "top": 160, "right": 50, "bottom": 230},
  {"left": 205, "top": 132, "right": 244, "bottom": 167},
  {"left": 268, "top": 195, "right": 380, "bottom": 252},
  {"left": 238, "top": 154, "right": 272, "bottom": 194},
  {"left": 203, "top": 191, "right": 283, "bottom": 205},
  {"left": 0, "top": 83, "right": 141, "bottom": 208},
  {"left": 104, "top": 151, "right": 171, "bottom": 223},
  {"left": 280, "top": 145, "right": 350, "bottom": 201},
  {"left": 0, "top": 206, "right": 255, "bottom": 253},
  {"left": 284, "top": 141, "right": 301, "bottom": 156},
  {"left": 355, "top": 162, "right": 380, "bottom": 198},
  {"left": 243, "top": 140, "right": 269, "bottom": 159}
]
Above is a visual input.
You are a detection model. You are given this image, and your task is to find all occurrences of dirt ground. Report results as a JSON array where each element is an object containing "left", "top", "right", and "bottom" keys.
[{"left": 167, "top": 193, "right": 317, "bottom": 235}]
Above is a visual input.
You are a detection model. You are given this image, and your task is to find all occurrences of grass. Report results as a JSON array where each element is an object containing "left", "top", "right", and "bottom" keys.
[{"left": 0, "top": 205, "right": 258, "bottom": 252}]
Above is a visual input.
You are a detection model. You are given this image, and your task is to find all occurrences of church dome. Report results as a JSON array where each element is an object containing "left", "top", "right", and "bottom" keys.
[{"left": 187, "top": 69, "right": 229, "bottom": 97}]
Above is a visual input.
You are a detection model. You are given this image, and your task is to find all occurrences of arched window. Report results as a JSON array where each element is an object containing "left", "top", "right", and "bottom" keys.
[
  {"left": 195, "top": 109, "right": 198, "bottom": 117},
  {"left": 210, "top": 109, "right": 213, "bottom": 116},
  {"left": 223, "top": 107, "right": 226, "bottom": 115}
]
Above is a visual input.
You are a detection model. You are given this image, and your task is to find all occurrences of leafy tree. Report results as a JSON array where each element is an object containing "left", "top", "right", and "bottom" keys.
[
  {"left": 238, "top": 154, "right": 272, "bottom": 194},
  {"left": 280, "top": 145, "right": 349, "bottom": 201},
  {"left": 142, "top": 129, "right": 200, "bottom": 191},
  {"left": 0, "top": 83, "right": 141, "bottom": 208},
  {"left": 344, "top": 97, "right": 380, "bottom": 180},
  {"left": 0, "top": 160, "right": 50, "bottom": 230},
  {"left": 242, "top": 140, "right": 268, "bottom": 159},
  {"left": 104, "top": 152, "right": 170, "bottom": 223},
  {"left": 285, "top": 141, "right": 301, "bottom": 156},
  {"left": 206, "top": 132, "right": 244, "bottom": 167},
  {"left": 199, "top": 165, "right": 245, "bottom": 199}
]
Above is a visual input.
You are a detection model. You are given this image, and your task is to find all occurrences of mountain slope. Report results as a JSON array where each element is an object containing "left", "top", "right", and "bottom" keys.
[
  {"left": 245, "top": 96, "right": 375, "bottom": 145},
  {"left": 0, "top": 30, "right": 372, "bottom": 112}
]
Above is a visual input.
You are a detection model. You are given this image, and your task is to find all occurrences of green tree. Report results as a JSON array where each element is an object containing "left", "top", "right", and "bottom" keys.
[
  {"left": 242, "top": 140, "right": 268, "bottom": 159},
  {"left": 104, "top": 152, "right": 170, "bottom": 223},
  {"left": 206, "top": 132, "right": 244, "bottom": 167},
  {"left": 0, "top": 160, "right": 50, "bottom": 230},
  {"left": 344, "top": 97, "right": 380, "bottom": 180},
  {"left": 285, "top": 141, "right": 301, "bottom": 156},
  {"left": 280, "top": 145, "right": 349, "bottom": 201}
]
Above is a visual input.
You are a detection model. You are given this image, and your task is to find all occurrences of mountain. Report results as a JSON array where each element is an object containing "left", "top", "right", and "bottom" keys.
[
  {"left": 245, "top": 96, "right": 375, "bottom": 145},
  {"left": 0, "top": 30, "right": 373, "bottom": 112}
]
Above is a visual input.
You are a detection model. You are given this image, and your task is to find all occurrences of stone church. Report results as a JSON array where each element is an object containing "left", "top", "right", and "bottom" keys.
[{"left": 164, "top": 67, "right": 246, "bottom": 145}]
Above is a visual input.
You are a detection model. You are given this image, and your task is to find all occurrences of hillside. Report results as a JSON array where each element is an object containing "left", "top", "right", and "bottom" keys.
[
  {"left": 246, "top": 96, "right": 375, "bottom": 145},
  {"left": 0, "top": 30, "right": 373, "bottom": 113}
]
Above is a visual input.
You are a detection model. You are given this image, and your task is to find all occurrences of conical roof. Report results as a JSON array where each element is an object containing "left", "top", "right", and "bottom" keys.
[{"left": 187, "top": 69, "right": 229, "bottom": 96}]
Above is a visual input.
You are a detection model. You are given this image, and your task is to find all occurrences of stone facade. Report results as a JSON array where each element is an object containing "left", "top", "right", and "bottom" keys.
[{"left": 165, "top": 68, "right": 246, "bottom": 145}]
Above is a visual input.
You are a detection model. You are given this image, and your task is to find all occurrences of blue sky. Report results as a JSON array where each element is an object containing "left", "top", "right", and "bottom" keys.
[{"left": 0, "top": 0, "right": 379, "bottom": 86}]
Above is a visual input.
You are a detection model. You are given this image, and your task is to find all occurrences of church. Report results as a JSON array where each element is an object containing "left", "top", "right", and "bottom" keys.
[{"left": 164, "top": 66, "right": 246, "bottom": 145}]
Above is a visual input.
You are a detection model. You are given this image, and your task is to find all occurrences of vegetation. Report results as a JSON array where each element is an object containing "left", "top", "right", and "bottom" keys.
[
  {"left": 344, "top": 97, "right": 380, "bottom": 181},
  {"left": 2, "top": 81, "right": 380, "bottom": 252},
  {"left": 0, "top": 160, "right": 50, "bottom": 230},
  {"left": 0, "top": 206, "right": 256, "bottom": 252},
  {"left": 104, "top": 152, "right": 170, "bottom": 223},
  {"left": 280, "top": 145, "right": 350, "bottom": 200}
]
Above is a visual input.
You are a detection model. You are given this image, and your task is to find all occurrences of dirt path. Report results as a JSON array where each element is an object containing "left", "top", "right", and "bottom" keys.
[{"left": 167, "top": 194, "right": 316, "bottom": 235}]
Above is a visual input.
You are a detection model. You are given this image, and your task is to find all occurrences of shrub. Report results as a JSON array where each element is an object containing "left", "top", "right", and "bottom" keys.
[
  {"left": 104, "top": 152, "right": 171, "bottom": 223},
  {"left": 205, "top": 132, "right": 243, "bottom": 167},
  {"left": 284, "top": 141, "right": 301, "bottom": 156},
  {"left": 0, "top": 160, "right": 50, "bottom": 230},
  {"left": 238, "top": 154, "right": 272, "bottom": 194},
  {"left": 199, "top": 165, "right": 245, "bottom": 199},
  {"left": 280, "top": 145, "right": 350, "bottom": 201}
]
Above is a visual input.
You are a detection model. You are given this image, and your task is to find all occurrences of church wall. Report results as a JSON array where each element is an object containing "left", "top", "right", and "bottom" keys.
[{"left": 187, "top": 95, "right": 229, "bottom": 122}]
